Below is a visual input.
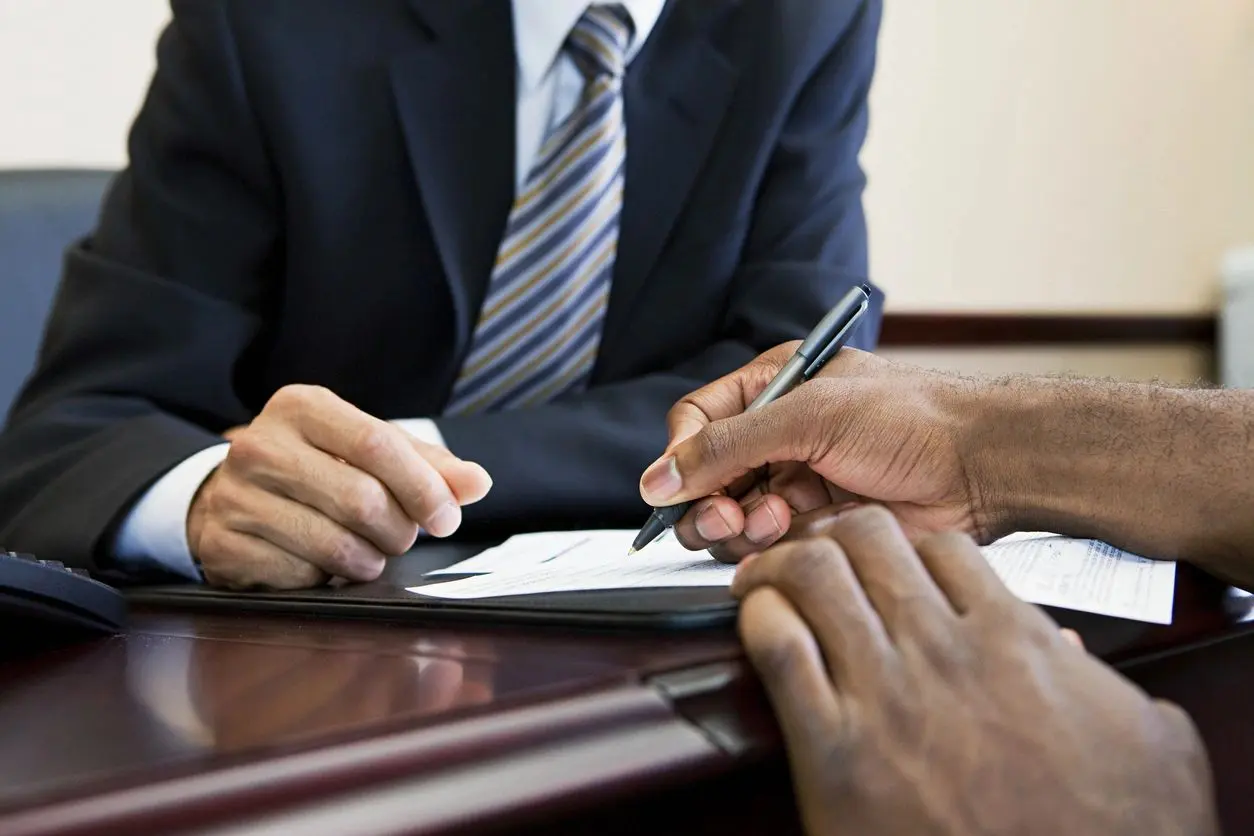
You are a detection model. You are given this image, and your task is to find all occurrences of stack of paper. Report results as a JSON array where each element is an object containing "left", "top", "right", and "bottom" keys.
[{"left": 408, "top": 529, "right": 1176, "bottom": 625}]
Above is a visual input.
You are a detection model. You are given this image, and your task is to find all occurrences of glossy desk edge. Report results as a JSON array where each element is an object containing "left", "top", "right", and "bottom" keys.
[{"left": 2, "top": 567, "right": 1251, "bottom": 836}]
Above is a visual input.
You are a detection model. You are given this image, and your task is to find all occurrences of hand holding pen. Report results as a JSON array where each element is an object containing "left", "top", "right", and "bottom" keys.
[{"left": 631, "top": 284, "right": 874, "bottom": 558}]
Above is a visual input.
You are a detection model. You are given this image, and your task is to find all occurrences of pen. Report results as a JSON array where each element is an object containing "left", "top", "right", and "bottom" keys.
[{"left": 628, "top": 282, "right": 874, "bottom": 555}]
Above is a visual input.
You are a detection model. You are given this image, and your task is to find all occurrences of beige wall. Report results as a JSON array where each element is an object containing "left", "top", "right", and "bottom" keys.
[
  {"left": 4, "top": 0, "right": 1250, "bottom": 315},
  {"left": 0, "top": 0, "right": 168, "bottom": 168},
  {"left": 1, "top": 1, "right": 1246, "bottom": 379},
  {"left": 862, "top": 0, "right": 1254, "bottom": 315}
]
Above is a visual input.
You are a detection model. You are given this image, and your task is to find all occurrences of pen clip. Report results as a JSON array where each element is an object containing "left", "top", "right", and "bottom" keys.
[{"left": 802, "top": 299, "right": 868, "bottom": 378}]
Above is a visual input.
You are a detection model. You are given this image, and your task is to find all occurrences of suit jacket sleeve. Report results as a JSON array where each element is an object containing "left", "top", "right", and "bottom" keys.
[
  {"left": 0, "top": 1, "right": 276, "bottom": 570},
  {"left": 437, "top": 0, "right": 885, "bottom": 536}
]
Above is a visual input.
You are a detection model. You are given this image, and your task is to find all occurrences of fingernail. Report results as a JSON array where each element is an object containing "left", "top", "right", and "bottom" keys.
[
  {"left": 640, "top": 456, "right": 682, "bottom": 503},
  {"left": 695, "top": 502, "right": 734, "bottom": 542},
  {"left": 744, "top": 501, "right": 783, "bottom": 545},
  {"left": 426, "top": 502, "right": 461, "bottom": 538}
]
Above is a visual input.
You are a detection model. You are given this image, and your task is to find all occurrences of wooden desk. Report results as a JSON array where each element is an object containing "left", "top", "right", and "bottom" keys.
[{"left": 0, "top": 566, "right": 1250, "bottom": 836}]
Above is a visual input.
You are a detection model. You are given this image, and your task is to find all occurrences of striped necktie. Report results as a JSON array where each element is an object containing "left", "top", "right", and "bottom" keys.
[{"left": 445, "top": 5, "right": 633, "bottom": 416}]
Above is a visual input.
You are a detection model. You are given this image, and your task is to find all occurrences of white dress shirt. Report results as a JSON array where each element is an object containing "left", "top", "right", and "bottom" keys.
[{"left": 114, "top": 0, "right": 664, "bottom": 580}]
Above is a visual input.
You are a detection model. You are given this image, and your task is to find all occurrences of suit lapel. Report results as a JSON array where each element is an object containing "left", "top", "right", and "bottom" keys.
[
  {"left": 392, "top": 0, "right": 517, "bottom": 355},
  {"left": 603, "top": 0, "right": 741, "bottom": 349}
]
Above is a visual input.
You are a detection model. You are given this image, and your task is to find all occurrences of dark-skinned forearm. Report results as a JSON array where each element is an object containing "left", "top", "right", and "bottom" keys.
[{"left": 966, "top": 378, "right": 1254, "bottom": 589}]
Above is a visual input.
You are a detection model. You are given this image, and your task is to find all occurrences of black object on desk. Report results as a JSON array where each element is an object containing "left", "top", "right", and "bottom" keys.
[
  {"left": 126, "top": 542, "right": 738, "bottom": 631},
  {"left": 0, "top": 550, "right": 128, "bottom": 641}
]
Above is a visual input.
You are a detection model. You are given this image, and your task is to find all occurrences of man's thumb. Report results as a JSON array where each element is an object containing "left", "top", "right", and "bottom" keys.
[
  {"left": 640, "top": 403, "right": 805, "bottom": 506},
  {"left": 664, "top": 415, "right": 705, "bottom": 455}
]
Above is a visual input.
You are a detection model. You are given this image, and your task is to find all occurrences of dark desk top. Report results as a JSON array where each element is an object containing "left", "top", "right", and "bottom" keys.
[{"left": 0, "top": 566, "right": 1251, "bottom": 836}]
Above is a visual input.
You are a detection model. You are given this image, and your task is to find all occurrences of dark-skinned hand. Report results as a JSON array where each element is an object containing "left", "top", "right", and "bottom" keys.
[
  {"left": 734, "top": 505, "right": 1217, "bottom": 836},
  {"left": 640, "top": 344, "right": 979, "bottom": 562}
]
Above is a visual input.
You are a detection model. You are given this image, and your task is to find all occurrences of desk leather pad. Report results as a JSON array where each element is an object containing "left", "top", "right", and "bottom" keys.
[{"left": 126, "top": 541, "right": 738, "bottom": 631}]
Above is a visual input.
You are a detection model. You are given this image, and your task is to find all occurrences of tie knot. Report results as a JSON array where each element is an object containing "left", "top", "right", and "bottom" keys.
[{"left": 568, "top": 4, "right": 634, "bottom": 80}]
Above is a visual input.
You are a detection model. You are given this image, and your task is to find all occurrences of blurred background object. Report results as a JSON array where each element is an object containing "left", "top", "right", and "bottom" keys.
[{"left": 1221, "top": 245, "right": 1254, "bottom": 388}]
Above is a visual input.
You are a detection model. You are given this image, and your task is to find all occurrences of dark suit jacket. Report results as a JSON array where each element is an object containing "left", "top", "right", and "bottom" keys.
[{"left": 0, "top": 0, "right": 883, "bottom": 571}]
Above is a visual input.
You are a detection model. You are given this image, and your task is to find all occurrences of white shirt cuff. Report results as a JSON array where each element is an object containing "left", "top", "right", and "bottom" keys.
[
  {"left": 112, "top": 443, "right": 230, "bottom": 581},
  {"left": 393, "top": 418, "right": 445, "bottom": 448}
]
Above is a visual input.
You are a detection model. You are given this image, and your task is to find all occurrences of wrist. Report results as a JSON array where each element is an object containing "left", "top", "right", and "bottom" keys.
[
  {"left": 958, "top": 378, "right": 1044, "bottom": 540},
  {"left": 962, "top": 376, "right": 1135, "bottom": 541},
  {"left": 186, "top": 467, "right": 219, "bottom": 560}
]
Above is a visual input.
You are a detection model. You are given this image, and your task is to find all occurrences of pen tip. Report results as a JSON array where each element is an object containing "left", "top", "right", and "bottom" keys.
[{"left": 626, "top": 547, "right": 637, "bottom": 556}]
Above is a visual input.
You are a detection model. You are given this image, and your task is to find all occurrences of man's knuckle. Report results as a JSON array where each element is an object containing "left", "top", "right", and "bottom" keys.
[
  {"left": 668, "top": 398, "right": 703, "bottom": 428},
  {"left": 820, "top": 505, "right": 899, "bottom": 550},
  {"left": 1154, "top": 700, "right": 1206, "bottom": 752},
  {"left": 225, "top": 430, "right": 269, "bottom": 470},
  {"left": 1010, "top": 603, "right": 1060, "bottom": 648},
  {"left": 390, "top": 523, "right": 422, "bottom": 555},
  {"left": 665, "top": 401, "right": 686, "bottom": 431},
  {"left": 911, "top": 628, "right": 974, "bottom": 680},
  {"left": 293, "top": 561, "right": 330, "bottom": 588},
  {"left": 269, "top": 384, "right": 307, "bottom": 411},
  {"left": 318, "top": 532, "right": 362, "bottom": 575},
  {"left": 974, "top": 598, "right": 1019, "bottom": 636},
  {"left": 351, "top": 424, "right": 394, "bottom": 462},
  {"left": 265, "top": 387, "right": 295, "bottom": 411},
  {"left": 745, "top": 625, "right": 812, "bottom": 680},
  {"left": 929, "top": 529, "right": 980, "bottom": 556},
  {"left": 974, "top": 605, "right": 1054, "bottom": 661},
  {"left": 415, "top": 471, "right": 454, "bottom": 508},
  {"left": 1154, "top": 699, "right": 1191, "bottom": 727},
  {"left": 839, "top": 504, "right": 898, "bottom": 536},
  {"left": 341, "top": 480, "right": 390, "bottom": 529},
  {"left": 197, "top": 524, "right": 228, "bottom": 562},
  {"left": 199, "top": 479, "right": 230, "bottom": 516},
  {"left": 777, "top": 539, "right": 843, "bottom": 590},
  {"left": 291, "top": 383, "right": 331, "bottom": 404}
]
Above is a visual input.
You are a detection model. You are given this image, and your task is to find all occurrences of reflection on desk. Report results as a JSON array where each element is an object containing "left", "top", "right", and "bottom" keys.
[
  {"left": 133, "top": 630, "right": 493, "bottom": 752},
  {"left": 1230, "top": 587, "right": 1254, "bottom": 622},
  {"left": 0, "top": 617, "right": 619, "bottom": 809},
  {"left": 0, "top": 566, "right": 1251, "bottom": 836}
]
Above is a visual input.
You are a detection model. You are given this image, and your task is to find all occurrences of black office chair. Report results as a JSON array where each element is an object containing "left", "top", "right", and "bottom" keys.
[{"left": 0, "top": 169, "right": 115, "bottom": 422}]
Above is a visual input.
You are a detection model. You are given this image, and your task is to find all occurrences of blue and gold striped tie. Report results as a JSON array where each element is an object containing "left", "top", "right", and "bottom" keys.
[{"left": 445, "top": 5, "right": 633, "bottom": 415}]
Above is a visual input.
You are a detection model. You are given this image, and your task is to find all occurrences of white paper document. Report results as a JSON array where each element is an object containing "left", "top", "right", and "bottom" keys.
[
  {"left": 422, "top": 530, "right": 637, "bottom": 577},
  {"left": 981, "top": 533, "right": 1175, "bottom": 624},
  {"left": 412, "top": 530, "right": 736, "bottom": 598},
  {"left": 408, "top": 529, "right": 1176, "bottom": 624}
]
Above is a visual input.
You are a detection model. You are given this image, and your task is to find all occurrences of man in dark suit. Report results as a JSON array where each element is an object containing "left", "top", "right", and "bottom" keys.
[{"left": 0, "top": 0, "right": 883, "bottom": 589}]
